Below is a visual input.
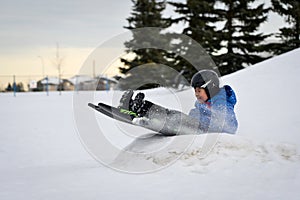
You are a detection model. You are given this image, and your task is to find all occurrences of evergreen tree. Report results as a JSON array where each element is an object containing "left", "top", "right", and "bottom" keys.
[
  {"left": 170, "top": 0, "right": 222, "bottom": 55},
  {"left": 119, "top": 0, "right": 173, "bottom": 89},
  {"left": 16, "top": 82, "right": 25, "bottom": 92},
  {"left": 169, "top": 0, "right": 221, "bottom": 79},
  {"left": 5, "top": 83, "right": 12, "bottom": 92},
  {"left": 271, "top": 0, "right": 300, "bottom": 54},
  {"left": 216, "top": 0, "right": 270, "bottom": 75}
]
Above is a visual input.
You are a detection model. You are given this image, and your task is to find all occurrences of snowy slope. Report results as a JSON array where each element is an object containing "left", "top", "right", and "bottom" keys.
[
  {"left": 0, "top": 49, "right": 300, "bottom": 200},
  {"left": 222, "top": 48, "right": 300, "bottom": 146}
]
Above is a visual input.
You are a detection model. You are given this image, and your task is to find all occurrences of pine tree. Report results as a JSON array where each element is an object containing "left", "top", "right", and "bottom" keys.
[
  {"left": 171, "top": 0, "right": 222, "bottom": 55},
  {"left": 271, "top": 0, "right": 300, "bottom": 54},
  {"left": 5, "top": 83, "right": 12, "bottom": 92},
  {"left": 216, "top": 0, "right": 270, "bottom": 75},
  {"left": 169, "top": 0, "right": 221, "bottom": 79},
  {"left": 119, "top": 0, "right": 173, "bottom": 89}
]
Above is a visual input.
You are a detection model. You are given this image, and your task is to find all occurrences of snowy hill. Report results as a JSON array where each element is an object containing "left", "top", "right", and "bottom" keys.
[
  {"left": 222, "top": 48, "right": 300, "bottom": 146},
  {"left": 1, "top": 49, "right": 300, "bottom": 199}
]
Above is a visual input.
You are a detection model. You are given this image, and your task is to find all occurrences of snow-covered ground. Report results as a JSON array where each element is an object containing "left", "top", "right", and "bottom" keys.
[{"left": 1, "top": 48, "right": 300, "bottom": 200}]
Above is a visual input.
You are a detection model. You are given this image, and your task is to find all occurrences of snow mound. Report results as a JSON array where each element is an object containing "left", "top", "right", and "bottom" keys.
[
  {"left": 111, "top": 133, "right": 299, "bottom": 173},
  {"left": 180, "top": 134, "right": 299, "bottom": 174}
]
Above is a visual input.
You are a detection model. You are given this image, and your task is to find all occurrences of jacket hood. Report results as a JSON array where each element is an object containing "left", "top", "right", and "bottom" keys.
[
  {"left": 207, "top": 85, "right": 237, "bottom": 106},
  {"left": 223, "top": 85, "right": 237, "bottom": 106}
]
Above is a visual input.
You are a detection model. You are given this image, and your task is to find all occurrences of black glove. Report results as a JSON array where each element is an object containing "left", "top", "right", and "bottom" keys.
[
  {"left": 118, "top": 90, "right": 153, "bottom": 117},
  {"left": 132, "top": 93, "right": 153, "bottom": 117},
  {"left": 118, "top": 89, "right": 134, "bottom": 110}
]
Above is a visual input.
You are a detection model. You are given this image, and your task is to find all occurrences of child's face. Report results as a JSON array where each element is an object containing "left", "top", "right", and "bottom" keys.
[{"left": 194, "top": 87, "right": 208, "bottom": 103}]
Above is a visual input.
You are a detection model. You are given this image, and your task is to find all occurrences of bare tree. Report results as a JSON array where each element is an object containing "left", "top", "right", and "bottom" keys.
[{"left": 54, "top": 43, "right": 64, "bottom": 95}]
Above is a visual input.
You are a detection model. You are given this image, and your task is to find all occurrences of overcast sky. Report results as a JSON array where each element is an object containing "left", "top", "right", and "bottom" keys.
[
  {"left": 0, "top": 0, "right": 136, "bottom": 88},
  {"left": 0, "top": 0, "right": 285, "bottom": 88},
  {"left": 0, "top": 0, "right": 133, "bottom": 50}
]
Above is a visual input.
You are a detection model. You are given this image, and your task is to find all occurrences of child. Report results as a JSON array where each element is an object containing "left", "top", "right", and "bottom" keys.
[
  {"left": 118, "top": 70, "right": 238, "bottom": 134},
  {"left": 189, "top": 70, "right": 238, "bottom": 134}
]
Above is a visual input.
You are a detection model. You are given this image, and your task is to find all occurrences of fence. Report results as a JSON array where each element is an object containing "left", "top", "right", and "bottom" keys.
[
  {"left": 0, "top": 75, "right": 71, "bottom": 90},
  {"left": 0, "top": 74, "right": 117, "bottom": 96}
]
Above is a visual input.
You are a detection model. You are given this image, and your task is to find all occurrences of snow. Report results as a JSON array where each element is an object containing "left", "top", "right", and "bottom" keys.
[
  {"left": 1, "top": 48, "right": 300, "bottom": 199},
  {"left": 69, "top": 75, "right": 94, "bottom": 85},
  {"left": 222, "top": 48, "right": 300, "bottom": 146},
  {"left": 41, "top": 77, "right": 63, "bottom": 85}
]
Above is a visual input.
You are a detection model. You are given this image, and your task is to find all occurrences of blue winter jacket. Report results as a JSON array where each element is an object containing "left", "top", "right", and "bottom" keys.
[{"left": 188, "top": 85, "right": 238, "bottom": 134}]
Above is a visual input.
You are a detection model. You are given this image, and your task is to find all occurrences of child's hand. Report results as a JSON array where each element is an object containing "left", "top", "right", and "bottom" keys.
[{"left": 118, "top": 90, "right": 153, "bottom": 118}]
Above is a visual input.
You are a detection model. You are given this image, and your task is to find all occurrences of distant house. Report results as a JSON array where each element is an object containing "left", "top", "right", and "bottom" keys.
[
  {"left": 36, "top": 77, "right": 59, "bottom": 91},
  {"left": 95, "top": 76, "right": 118, "bottom": 90},
  {"left": 37, "top": 77, "right": 74, "bottom": 91},
  {"left": 60, "top": 79, "right": 75, "bottom": 91},
  {"left": 70, "top": 75, "right": 118, "bottom": 91},
  {"left": 69, "top": 75, "right": 95, "bottom": 91}
]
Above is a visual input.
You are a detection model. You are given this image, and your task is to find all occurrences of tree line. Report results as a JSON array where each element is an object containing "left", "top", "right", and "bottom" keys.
[
  {"left": 4, "top": 82, "right": 25, "bottom": 92},
  {"left": 118, "top": 0, "right": 300, "bottom": 89}
]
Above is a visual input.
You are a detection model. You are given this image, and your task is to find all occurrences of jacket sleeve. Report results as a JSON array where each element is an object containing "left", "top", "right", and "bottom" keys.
[
  {"left": 188, "top": 101, "right": 212, "bottom": 132},
  {"left": 188, "top": 108, "right": 199, "bottom": 119},
  {"left": 210, "top": 99, "right": 238, "bottom": 134}
]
